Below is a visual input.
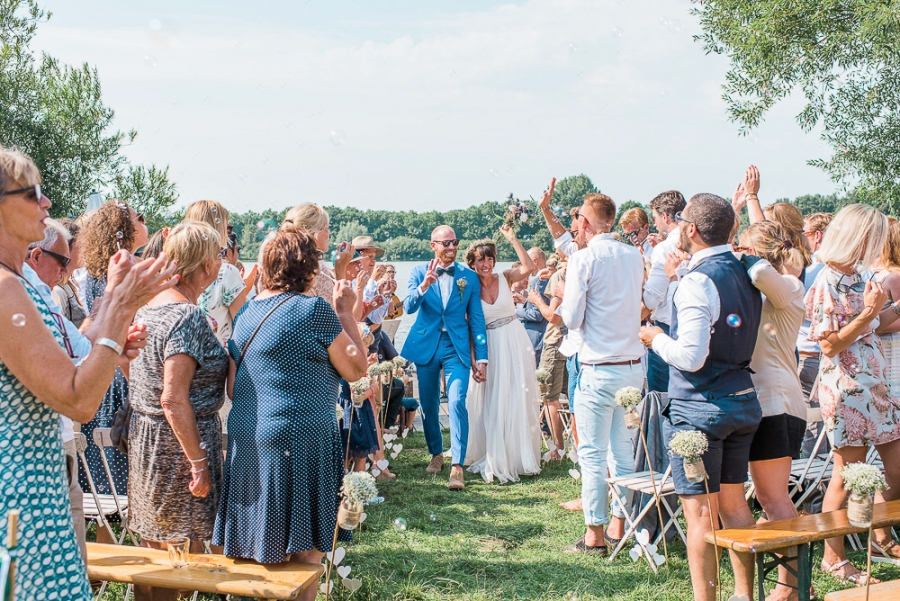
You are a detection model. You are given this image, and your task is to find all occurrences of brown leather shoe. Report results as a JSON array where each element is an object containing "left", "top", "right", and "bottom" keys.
[
  {"left": 448, "top": 465, "right": 465, "bottom": 490},
  {"left": 426, "top": 454, "right": 445, "bottom": 474}
]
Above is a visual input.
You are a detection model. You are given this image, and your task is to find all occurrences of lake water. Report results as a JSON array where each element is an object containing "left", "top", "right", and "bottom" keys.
[{"left": 244, "top": 260, "right": 513, "bottom": 350}]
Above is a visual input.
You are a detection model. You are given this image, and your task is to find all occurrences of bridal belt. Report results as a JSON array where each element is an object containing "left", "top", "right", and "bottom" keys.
[{"left": 486, "top": 316, "right": 516, "bottom": 330}]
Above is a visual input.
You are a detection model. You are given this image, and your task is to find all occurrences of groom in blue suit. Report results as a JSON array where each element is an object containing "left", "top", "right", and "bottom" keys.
[{"left": 402, "top": 225, "right": 488, "bottom": 490}]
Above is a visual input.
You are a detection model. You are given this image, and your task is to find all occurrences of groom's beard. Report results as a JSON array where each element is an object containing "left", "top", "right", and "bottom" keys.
[{"left": 437, "top": 248, "right": 457, "bottom": 265}]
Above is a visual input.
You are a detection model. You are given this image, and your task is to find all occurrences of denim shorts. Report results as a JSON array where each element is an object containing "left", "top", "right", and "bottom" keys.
[{"left": 664, "top": 392, "right": 762, "bottom": 495}]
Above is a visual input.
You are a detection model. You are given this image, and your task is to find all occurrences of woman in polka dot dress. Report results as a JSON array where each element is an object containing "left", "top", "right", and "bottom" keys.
[{"left": 214, "top": 227, "right": 367, "bottom": 597}]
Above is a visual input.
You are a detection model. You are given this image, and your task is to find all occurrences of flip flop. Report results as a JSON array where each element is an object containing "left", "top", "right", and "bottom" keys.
[
  {"left": 820, "top": 558, "right": 879, "bottom": 586},
  {"left": 870, "top": 539, "right": 900, "bottom": 566}
]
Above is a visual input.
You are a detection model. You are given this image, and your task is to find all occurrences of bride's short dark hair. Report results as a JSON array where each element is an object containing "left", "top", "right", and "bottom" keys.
[{"left": 465, "top": 238, "right": 496, "bottom": 267}]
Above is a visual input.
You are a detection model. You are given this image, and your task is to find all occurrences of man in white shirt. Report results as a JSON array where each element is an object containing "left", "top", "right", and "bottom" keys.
[
  {"left": 619, "top": 206, "right": 653, "bottom": 256},
  {"left": 643, "top": 191, "right": 687, "bottom": 394},
  {"left": 558, "top": 193, "right": 645, "bottom": 553},
  {"left": 639, "top": 194, "right": 763, "bottom": 601}
]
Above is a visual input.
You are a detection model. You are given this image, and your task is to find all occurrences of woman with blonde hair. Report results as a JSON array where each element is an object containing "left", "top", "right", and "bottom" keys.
[
  {"left": 737, "top": 221, "right": 808, "bottom": 600},
  {"left": 807, "top": 204, "right": 900, "bottom": 582},
  {"left": 283, "top": 202, "right": 354, "bottom": 305},
  {"left": 128, "top": 222, "right": 229, "bottom": 601},
  {"left": 186, "top": 200, "right": 253, "bottom": 344},
  {"left": 875, "top": 217, "right": 900, "bottom": 397}
]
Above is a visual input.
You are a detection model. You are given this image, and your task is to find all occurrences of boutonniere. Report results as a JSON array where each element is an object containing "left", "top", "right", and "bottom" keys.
[{"left": 456, "top": 278, "right": 467, "bottom": 302}]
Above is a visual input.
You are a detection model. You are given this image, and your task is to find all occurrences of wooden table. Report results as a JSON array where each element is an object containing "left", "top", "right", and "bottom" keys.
[
  {"left": 824, "top": 580, "right": 900, "bottom": 600},
  {"left": 86, "top": 542, "right": 322, "bottom": 600},
  {"left": 705, "top": 500, "right": 900, "bottom": 601}
]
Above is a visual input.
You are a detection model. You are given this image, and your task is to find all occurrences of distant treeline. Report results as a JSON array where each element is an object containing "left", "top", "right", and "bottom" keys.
[{"left": 230, "top": 174, "right": 855, "bottom": 262}]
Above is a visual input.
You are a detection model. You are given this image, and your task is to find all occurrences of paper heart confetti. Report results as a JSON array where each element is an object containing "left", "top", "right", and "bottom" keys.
[
  {"left": 383, "top": 434, "right": 397, "bottom": 443},
  {"left": 558, "top": 450, "right": 566, "bottom": 459},
  {"left": 384, "top": 443, "right": 393, "bottom": 452},
  {"left": 393, "top": 444, "right": 403, "bottom": 453},
  {"left": 359, "top": 512, "right": 367, "bottom": 523},
  {"left": 568, "top": 468, "right": 581, "bottom": 480},
  {"left": 653, "top": 553, "right": 666, "bottom": 566},
  {"left": 343, "top": 577, "right": 362, "bottom": 593},
  {"left": 402, "top": 429, "right": 409, "bottom": 438},
  {"left": 372, "top": 468, "right": 382, "bottom": 477},
  {"left": 629, "top": 546, "right": 642, "bottom": 562},
  {"left": 327, "top": 546, "right": 346, "bottom": 565},
  {"left": 337, "top": 565, "right": 352, "bottom": 579},
  {"left": 320, "top": 581, "right": 334, "bottom": 594},
  {"left": 376, "top": 459, "right": 389, "bottom": 470},
  {"left": 391, "top": 451, "right": 399, "bottom": 459},
  {"left": 547, "top": 441, "right": 557, "bottom": 452},
  {"left": 569, "top": 449, "right": 579, "bottom": 464},
  {"left": 636, "top": 529, "right": 650, "bottom": 546},
  {"left": 645, "top": 543, "right": 658, "bottom": 555}
]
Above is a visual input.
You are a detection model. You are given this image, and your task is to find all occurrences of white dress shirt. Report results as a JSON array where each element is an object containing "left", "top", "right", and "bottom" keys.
[
  {"left": 651, "top": 245, "right": 733, "bottom": 372},
  {"left": 363, "top": 278, "right": 389, "bottom": 323},
  {"left": 418, "top": 264, "right": 456, "bottom": 307},
  {"left": 560, "top": 233, "right": 644, "bottom": 363},
  {"left": 553, "top": 231, "right": 580, "bottom": 258},
  {"left": 23, "top": 264, "right": 93, "bottom": 444},
  {"left": 643, "top": 233, "right": 679, "bottom": 325}
]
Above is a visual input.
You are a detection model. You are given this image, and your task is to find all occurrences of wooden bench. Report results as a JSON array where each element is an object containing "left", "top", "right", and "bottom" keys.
[
  {"left": 86, "top": 542, "right": 323, "bottom": 600},
  {"left": 824, "top": 579, "right": 900, "bottom": 600},
  {"left": 705, "top": 500, "right": 900, "bottom": 601}
]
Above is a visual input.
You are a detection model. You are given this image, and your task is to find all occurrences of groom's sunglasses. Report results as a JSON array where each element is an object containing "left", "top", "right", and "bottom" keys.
[{"left": 433, "top": 239, "right": 460, "bottom": 248}]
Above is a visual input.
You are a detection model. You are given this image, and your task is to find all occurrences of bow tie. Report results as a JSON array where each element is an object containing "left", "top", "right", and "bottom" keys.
[{"left": 435, "top": 265, "right": 455, "bottom": 277}]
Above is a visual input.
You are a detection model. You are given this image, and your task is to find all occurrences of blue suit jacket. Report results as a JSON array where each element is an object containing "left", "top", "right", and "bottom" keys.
[{"left": 400, "top": 262, "right": 488, "bottom": 369}]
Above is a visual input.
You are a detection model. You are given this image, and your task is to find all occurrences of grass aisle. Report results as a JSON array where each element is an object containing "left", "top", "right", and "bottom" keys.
[{"left": 96, "top": 430, "right": 900, "bottom": 600}]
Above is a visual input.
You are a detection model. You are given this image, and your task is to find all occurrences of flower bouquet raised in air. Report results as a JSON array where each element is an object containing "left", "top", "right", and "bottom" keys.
[
  {"left": 669, "top": 430, "right": 709, "bottom": 484},
  {"left": 337, "top": 472, "right": 379, "bottom": 530},
  {"left": 842, "top": 463, "right": 888, "bottom": 527},
  {"left": 503, "top": 194, "right": 533, "bottom": 229},
  {"left": 615, "top": 386, "right": 643, "bottom": 430}
]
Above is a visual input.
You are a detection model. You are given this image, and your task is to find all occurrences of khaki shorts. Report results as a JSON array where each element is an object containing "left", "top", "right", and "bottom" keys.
[{"left": 538, "top": 341, "right": 567, "bottom": 402}]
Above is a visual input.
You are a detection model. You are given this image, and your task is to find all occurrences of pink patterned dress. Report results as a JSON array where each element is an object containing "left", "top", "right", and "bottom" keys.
[{"left": 806, "top": 265, "right": 900, "bottom": 448}]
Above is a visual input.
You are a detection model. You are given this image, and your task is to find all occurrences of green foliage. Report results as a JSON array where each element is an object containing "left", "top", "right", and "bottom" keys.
[
  {"left": 693, "top": 0, "right": 900, "bottom": 212},
  {"left": 112, "top": 164, "right": 180, "bottom": 231},
  {"left": 0, "top": 0, "right": 178, "bottom": 220},
  {"left": 550, "top": 174, "right": 598, "bottom": 210}
]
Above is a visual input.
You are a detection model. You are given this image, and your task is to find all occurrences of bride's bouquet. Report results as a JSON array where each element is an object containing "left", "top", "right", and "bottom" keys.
[{"left": 503, "top": 194, "right": 533, "bottom": 229}]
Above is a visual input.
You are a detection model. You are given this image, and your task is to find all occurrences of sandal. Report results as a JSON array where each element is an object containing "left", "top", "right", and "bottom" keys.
[
  {"left": 820, "top": 558, "right": 880, "bottom": 586},
  {"left": 870, "top": 539, "right": 900, "bottom": 566},
  {"left": 564, "top": 535, "right": 608, "bottom": 555},
  {"left": 604, "top": 532, "right": 623, "bottom": 549}
]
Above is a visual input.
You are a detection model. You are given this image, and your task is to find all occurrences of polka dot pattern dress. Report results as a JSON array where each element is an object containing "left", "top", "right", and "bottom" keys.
[
  {"left": 213, "top": 293, "right": 349, "bottom": 563},
  {"left": 0, "top": 279, "right": 92, "bottom": 600}
]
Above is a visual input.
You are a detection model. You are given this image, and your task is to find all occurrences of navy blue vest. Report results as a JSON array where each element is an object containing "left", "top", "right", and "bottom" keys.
[{"left": 668, "top": 252, "right": 762, "bottom": 401}]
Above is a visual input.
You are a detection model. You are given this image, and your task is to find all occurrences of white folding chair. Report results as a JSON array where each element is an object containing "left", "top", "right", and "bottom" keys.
[{"left": 85, "top": 428, "right": 137, "bottom": 546}]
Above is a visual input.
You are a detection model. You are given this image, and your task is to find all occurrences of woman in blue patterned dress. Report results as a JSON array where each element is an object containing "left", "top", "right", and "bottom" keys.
[
  {"left": 214, "top": 226, "right": 367, "bottom": 601},
  {"left": 0, "top": 147, "right": 177, "bottom": 600}
]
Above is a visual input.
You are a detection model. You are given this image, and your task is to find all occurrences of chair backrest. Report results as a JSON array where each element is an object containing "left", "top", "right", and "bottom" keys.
[{"left": 92, "top": 427, "right": 115, "bottom": 450}]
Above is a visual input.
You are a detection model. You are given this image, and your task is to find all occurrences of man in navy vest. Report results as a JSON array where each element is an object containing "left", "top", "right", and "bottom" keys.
[{"left": 640, "top": 194, "right": 763, "bottom": 601}]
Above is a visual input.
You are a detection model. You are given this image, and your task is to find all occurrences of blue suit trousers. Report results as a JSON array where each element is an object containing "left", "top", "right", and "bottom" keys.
[{"left": 415, "top": 331, "right": 470, "bottom": 465}]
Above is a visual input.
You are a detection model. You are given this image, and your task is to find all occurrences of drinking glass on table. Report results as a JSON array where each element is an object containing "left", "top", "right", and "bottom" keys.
[{"left": 166, "top": 537, "right": 190, "bottom": 568}]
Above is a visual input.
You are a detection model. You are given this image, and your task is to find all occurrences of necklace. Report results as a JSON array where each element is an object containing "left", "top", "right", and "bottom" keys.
[
  {"left": 0, "top": 259, "right": 23, "bottom": 278},
  {"left": 173, "top": 285, "right": 193, "bottom": 303}
]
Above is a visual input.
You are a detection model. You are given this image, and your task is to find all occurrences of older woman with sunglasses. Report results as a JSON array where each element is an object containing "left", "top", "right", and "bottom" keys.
[
  {"left": 806, "top": 204, "right": 900, "bottom": 583},
  {"left": 0, "top": 147, "right": 176, "bottom": 599}
]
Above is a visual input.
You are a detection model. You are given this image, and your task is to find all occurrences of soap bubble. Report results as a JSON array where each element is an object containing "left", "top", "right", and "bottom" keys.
[
  {"left": 202, "top": 234, "right": 209, "bottom": 241},
  {"left": 330, "top": 130, "right": 346, "bottom": 147},
  {"left": 726, "top": 314, "right": 742, "bottom": 328},
  {"left": 393, "top": 517, "right": 407, "bottom": 531},
  {"left": 60, "top": 172, "right": 69, "bottom": 182},
  {"left": 763, "top": 323, "right": 777, "bottom": 337},
  {"left": 210, "top": 206, "right": 217, "bottom": 213},
  {"left": 115, "top": 231, "right": 124, "bottom": 239},
  {"left": 214, "top": 218, "right": 221, "bottom": 224},
  {"left": 482, "top": 511, "right": 488, "bottom": 516},
  {"left": 256, "top": 221, "right": 266, "bottom": 231},
  {"left": 12, "top": 314, "right": 26, "bottom": 327},
  {"left": 429, "top": 514, "right": 436, "bottom": 521},
  {"left": 144, "top": 55, "right": 157, "bottom": 68},
  {"left": 73, "top": 156, "right": 81, "bottom": 164},
  {"left": 347, "top": 345, "right": 359, "bottom": 357}
]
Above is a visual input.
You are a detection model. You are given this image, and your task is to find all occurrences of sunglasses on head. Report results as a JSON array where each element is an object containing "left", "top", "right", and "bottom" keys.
[
  {"left": 2, "top": 184, "right": 41, "bottom": 202},
  {"left": 433, "top": 239, "right": 460, "bottom": 248}
]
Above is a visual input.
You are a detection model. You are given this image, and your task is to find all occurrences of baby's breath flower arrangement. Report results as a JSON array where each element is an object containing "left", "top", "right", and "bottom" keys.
[
  {"left": 669, "top": 430, "right": 709, "bottom": 483},
  {"left": 349, "top": 377, "right": 372, "bottom": 407},
  {"left": 535, "top": 368, "right": 551, "bottom": 398},
  {"left": 336, "top": 403, "right": 344, "bottom": 422},
  {"left": 337, "top": 472, "right": 379, "bottom": 530},
  {"left": 615, "top": 386, "right": 643, "bottom": 429},
  {"left": 842, "top": 462, "right": 888, "bottom": 527}
]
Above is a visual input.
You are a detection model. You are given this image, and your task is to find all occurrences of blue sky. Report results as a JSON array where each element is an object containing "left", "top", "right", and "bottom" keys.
[{"left": 31, "top": 0, "right": 836, "bottom": 213}]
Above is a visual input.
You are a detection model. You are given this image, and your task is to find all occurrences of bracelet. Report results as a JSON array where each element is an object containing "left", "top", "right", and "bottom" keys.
[
  {"left": 191, "top": 465, "right": 207, "bottom": 474},
  {"left": 189, "top": 455, "right": 208, "bottom": 464},
  {"left": 891, "top": 302, "right": 900, "bottom": 316},
  {"left": 96, "top": 337, "right": 123, "bottom": 355}
]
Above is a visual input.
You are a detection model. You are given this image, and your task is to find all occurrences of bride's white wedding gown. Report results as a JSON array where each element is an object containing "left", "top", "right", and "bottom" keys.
[{"left": 465, "top": 273, "right": 542, "bottom": 483}]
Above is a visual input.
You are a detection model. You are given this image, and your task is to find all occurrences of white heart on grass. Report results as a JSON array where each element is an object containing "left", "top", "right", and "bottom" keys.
[
  {"left": 568, "top": 469, "right": 581, "bottom": 480},
  {"left": 402, "top": 430, "right": 409, "bottom": 438},
  {"left": 636, "top": 529, "right": 650, "bottom": 546},
  {"left": 337, "top": 565, "right": 352, "bottom": 578},
  {"left": 391, "top": 451, "right": 399, "bottom": 459},
  {"left": 343, "top": 578, "right": 362, "bottom": 593},
  {"left": 547, "top": 441, "right": 557, "bottom": 452},
  {"left": 653, "top": 553, "right": 666, "bottom": 566},
  {"left": 569, "top": 449, "right": 579, "bottom": 464},
  {"left": 320, "top": 581, "right": 334, "bottom": 594},
  {"left": 384, "top": 443, "right": 393, "bottom": 452},
  {"left": 393, "top": 444, "right": 403, "bottom": 453},
  {"left": 629, "top": 546, "right": 642, "bottom": 561},
  {"left": 376, "top": 459, "right": 389, "bottom": 470},
  {"left": 359, "top": 512, "right": 367, "bottom": 523},
  {"left": 383, "top": 434, "right": 397, "bottom": 443},
  {"left": 372, "top": 468, "right": 382, "bottom": 477},
  {"left": 327, "top": 547, "right": 346, "bottom": 565}
]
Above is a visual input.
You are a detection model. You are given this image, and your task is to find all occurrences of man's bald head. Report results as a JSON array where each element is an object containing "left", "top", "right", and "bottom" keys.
[{"left": 432, "top": 225, "right": 455, "bottom": 240}]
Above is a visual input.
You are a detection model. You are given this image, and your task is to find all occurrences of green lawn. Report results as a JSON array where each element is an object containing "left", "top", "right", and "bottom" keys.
[{"left": 96, "top": 431, "right": 899, "bottom": 600}]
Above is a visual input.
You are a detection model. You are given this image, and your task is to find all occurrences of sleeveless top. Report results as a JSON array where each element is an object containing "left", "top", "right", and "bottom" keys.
[
  {"left": 668, "top": 252, "right": 762, "bottom": 401},
  {"left": 482, "top": 273, "right": 517, "bottom": 329}
]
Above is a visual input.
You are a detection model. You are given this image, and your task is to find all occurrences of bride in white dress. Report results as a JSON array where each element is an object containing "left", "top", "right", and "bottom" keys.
[{"left": 464, "top": 225, "right": 542, "bottom": 483}]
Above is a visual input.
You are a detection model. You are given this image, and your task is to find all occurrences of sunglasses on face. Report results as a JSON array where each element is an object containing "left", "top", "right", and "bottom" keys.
[
  {"left": 2, "top": 184, "right": 41, "bottom": 202},
  {"left": 41, "top": 248, "right": 71, "bottom": 269},
  {"left": 433, "top": 239, "right": 460, "bottom": 248},
  {"left": 674, "top": 211, "right": 693, "bottom": 225}
]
